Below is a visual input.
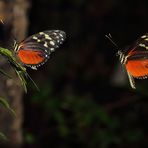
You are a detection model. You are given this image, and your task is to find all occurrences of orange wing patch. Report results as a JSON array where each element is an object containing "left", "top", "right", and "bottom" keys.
[
  {"left": 125, "top": 60, "right": 148, "bottom": 78},
  {"left": 17, "top": 49, "right": 44, "bottom": 65}
]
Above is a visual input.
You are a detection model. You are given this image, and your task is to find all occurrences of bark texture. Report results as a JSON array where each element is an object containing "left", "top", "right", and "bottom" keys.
[{"left": 0, "top": 0, "right": 30, "bottom": 147}]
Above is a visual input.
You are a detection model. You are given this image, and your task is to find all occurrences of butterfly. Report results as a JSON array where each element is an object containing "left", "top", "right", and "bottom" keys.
[
  {"left": 13, "top": 30, "right": 66, "bottom": 70},
  {"left": 116, "top": 33, "right": 148, "bottom": 89}
]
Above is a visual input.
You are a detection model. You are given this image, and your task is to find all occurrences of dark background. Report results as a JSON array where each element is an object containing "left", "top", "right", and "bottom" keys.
[{"left": 20, "top": 0, "right": 148, "bottom": 147}]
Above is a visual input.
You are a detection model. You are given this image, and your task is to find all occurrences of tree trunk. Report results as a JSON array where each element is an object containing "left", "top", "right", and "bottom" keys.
[{"left": 0, "top": 0, "right": 30, "bottom": 147}]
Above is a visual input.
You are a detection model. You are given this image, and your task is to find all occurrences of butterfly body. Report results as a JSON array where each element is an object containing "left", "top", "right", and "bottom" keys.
[
  {"left": 117, "top": 33, "right": 148, "bottom": 89},
  {"left": 14, "top": 30, "right": 66, "bottom": 70}
]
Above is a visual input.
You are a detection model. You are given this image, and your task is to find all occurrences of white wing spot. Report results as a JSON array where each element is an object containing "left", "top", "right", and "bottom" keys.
[
  {"left": 56, "top": 36, "right": 60, "bottom": 39},
  {"left": 30, "top": 66, "right": 37, "bottom": 70},
  {"left": 55, "top": 30, "right": 59, "bottom": 33},
  {"left": 59, "top": 34, "right": 63, "bottom": 37},
  {"left": 141, "top": 35, "right": 147, "bottom": 38},
  {"left": 39, "top": 32, "right": 44, "bottom": 35},
  {"left": 53, "top": 33, "right": 57, "bottom": 35},
  {"left": 50, "top": 48, "right": 55, "bottom": 51},
  {"left": 44, "top": 34, "right": 52, "bottom": 40},
  {"left": 139, "top": 43, "right": 146, "bottom": 47},
  {"left": 44, "top": 42, "right": 48, "bottom": 48},
  {"left": 37, "top": 39, "right": 41, "bottom": 42},
  {"left": 50, "top": 41, "right": 55, "bottom": 46},
  {"left": 139, "top": 43, "right": 148, "bottom": 50},
  {"left": 33, "top": 36, "right": 38, "bottom": 40},
  {"left": 57, "top": 40, "right": 60, "bottom": 43}
]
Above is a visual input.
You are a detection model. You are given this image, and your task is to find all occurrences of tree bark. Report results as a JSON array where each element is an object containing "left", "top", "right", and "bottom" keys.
[{"left": 0, "top": 0, "right": 30, "bottom": 147}]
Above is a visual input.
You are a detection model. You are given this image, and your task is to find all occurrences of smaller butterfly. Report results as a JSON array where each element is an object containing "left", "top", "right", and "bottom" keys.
[
  {"left": 107, "top": 33, "right": 148, "bottom": 89},
  {"left": 14, "top": 30, "right": 66, "bottom": 70}
]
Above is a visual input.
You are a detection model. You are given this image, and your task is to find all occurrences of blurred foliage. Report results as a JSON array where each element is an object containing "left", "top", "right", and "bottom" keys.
[
  {"left": 24, "top": 82, "right": 144, "bottom": 147},
  {"left": 0, "top": 132, "right": 7, "bottom": 141},
  {"left": 0, "top": 97, "right": 16, "bottom": 117},
  {"left": 0, "top": 46, "right": 27, "bottom": 92},
  {"left": 23, "top": 0, "right": 148, "bottom": 147},
  {"left": 0, "top": 46, "right": 39, "bottom": 93},
  {"left": 0, "top": 46, "right": 38, "bottom": 140},
  {"left": 24, "top": 132, "right": 36, "bottom": 144}
]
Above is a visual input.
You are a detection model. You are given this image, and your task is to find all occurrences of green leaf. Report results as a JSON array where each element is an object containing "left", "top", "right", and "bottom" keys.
[
  {"left": 0, "top": 47, "right": 13, "bottom": 58},
  {"left": 25, "top": 72, "right": 40, "bottom": 91},
  {"left": 0, "top": 97, "right": 16, "bottom": 117},
  {"left": 0, "top": 47, "right": 39, "bottom": 92},
  {"left": 15, "top": 69, "right": 27, "bottom": 93},
  {"left": 0, "top": 132, "right": 7, "bottom": 141},
  {"left": 25, "top": 132, "right": 35, "bottom": 144},
  {"left": 0, "top": 69, "right": 12, "bottom": 79}
]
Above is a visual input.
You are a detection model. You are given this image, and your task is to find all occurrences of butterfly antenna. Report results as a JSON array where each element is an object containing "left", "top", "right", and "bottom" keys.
[{"left": 105, "top": 33, "right": 119, "bottom": 49}]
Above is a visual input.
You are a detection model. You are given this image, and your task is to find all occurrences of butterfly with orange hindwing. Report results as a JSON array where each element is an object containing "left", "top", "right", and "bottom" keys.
[
  {"left": 106, "top": 33, "right": 148, "bottom": 89},
  {"left": 14, "top": 30, "right": 66, "bottom": 70},
  {"left": 9, "top": 30, "right": 66, "bottom": 91}
]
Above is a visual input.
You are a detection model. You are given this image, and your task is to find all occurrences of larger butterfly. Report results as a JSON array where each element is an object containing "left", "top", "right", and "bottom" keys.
[
  {"left": 117, "top": 33, "right": 148, "bottom": 89},
  {"left": 14, "top": 30, "right": 66, "bottom": 70}
]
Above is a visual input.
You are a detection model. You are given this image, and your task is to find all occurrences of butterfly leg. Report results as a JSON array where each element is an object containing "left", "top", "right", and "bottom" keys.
[{"left": 126, "top": 70, "right": 136, "bottom": 89}]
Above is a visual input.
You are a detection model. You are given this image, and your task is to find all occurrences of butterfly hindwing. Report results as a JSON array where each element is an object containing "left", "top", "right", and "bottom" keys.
[{"left": 125, "top": 59, "right": 148, "bottom": 78}]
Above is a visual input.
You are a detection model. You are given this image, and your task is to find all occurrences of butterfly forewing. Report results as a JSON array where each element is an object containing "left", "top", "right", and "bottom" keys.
[
  {"left": 16, "top": 30, "right": 66, "bottom": 69},
  {"left": 23, "top": 30, "right": 66, "bottom": 50},
  {"left": 126, "top": 33, "right": 148, "bottom": 56}
]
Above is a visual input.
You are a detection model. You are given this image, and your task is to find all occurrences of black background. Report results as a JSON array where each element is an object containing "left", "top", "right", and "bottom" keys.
[{"left": 21, "top": 0, "right": 148, "bottom": 147}]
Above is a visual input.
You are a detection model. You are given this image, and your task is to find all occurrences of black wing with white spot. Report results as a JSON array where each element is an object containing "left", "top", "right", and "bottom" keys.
[
  {"left": 22, "top": 30, "right": 66, "bottom": 52},
  {"left": 16, "top": 30, "right": 66, "bottom": 69},
  {"left": 125, "top": 33, "right": 148, "bottom": 55}
]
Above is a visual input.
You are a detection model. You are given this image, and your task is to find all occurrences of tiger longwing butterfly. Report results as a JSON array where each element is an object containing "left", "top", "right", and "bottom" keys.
[
  {"left": 14, "top": 30, "right": 66, "bottom": 70},
  {"left": 116, "top": 33, "right": 148, "bottom": 89}
]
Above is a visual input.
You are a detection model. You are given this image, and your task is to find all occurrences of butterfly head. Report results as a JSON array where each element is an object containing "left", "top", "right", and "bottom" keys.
[
  {"left": 116, "top": 50, "right": 127, "bottom": 64},
  {"left": 116, "top": 50, "right": 122, "bottom": 56}
]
